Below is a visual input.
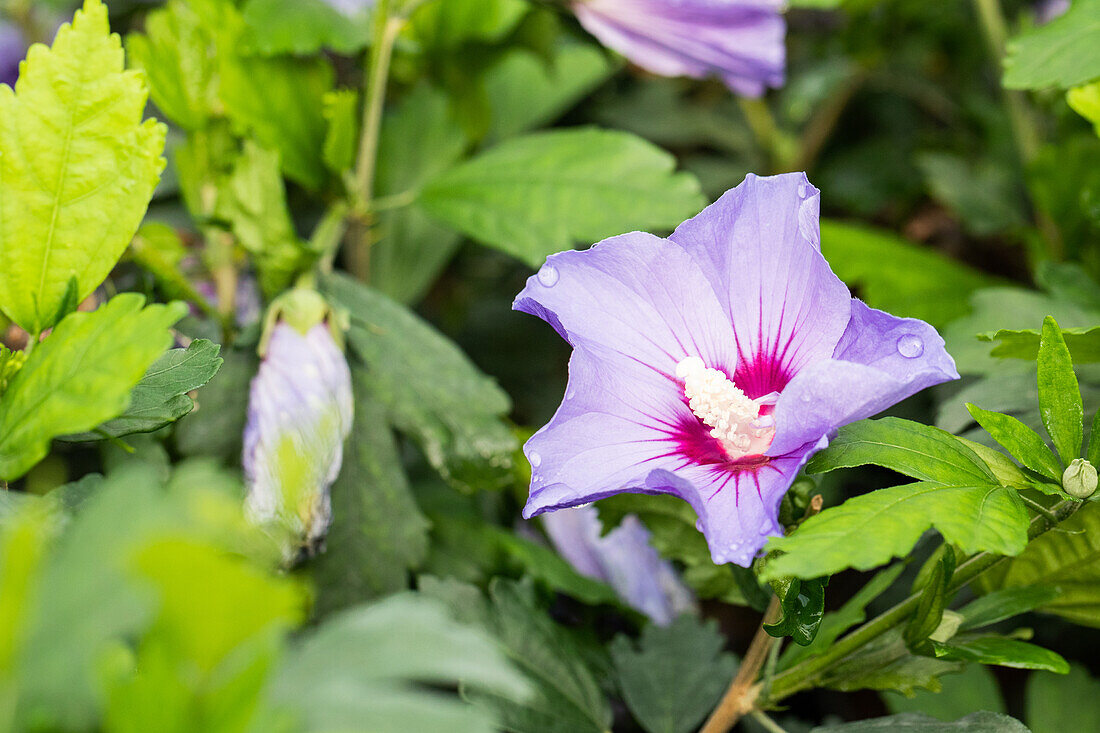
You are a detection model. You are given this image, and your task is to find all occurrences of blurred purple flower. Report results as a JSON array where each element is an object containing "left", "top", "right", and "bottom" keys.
[
  {"left": 0, "top": 22, "right": 25, "bottom": 87},
  {"left": 194, "top": 272, "right": 263, "bottom": 327},
  {"left": 572, "top": 0, "right": 785, "bottom": 96},
  {"left": 1034, "top": 0, "right": 1069, "bottom": 24},
  {"left": 243, "top": 320, "right": 353, "bottom": 555},
  {"left": 322, "top": 0, "right": 375, "bottom": 16},
  {"left": 543, "top": 505, "right": 694, "bottom": 625},
  {"left": 515, "top": 172, "right": 958, "bottom": 566}
]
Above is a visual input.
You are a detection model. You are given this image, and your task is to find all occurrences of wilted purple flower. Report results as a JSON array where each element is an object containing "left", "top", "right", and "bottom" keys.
[
  {"left": 515, "top": 173, "right": 958, "bottom": 566},
  {"left": 543, "top": 505, "right": 694, "bottom": 625},
  {"left": 572, "top": 0, "right": 785, "bottom": 97},
  {"left": 0, "top": 22, "right": 25, "bottom": 88},
  {"left": 243, "top": 315, "right": 353, "bottom": 556}
]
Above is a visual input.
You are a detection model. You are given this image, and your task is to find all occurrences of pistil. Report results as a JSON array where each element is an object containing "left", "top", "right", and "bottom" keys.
[{"left": 676, "top": 356, "right": 776, "bottom": 460}]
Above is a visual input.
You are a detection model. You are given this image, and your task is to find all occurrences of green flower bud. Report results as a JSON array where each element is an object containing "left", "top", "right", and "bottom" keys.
[{"left": 1063, "top": 458, "right": 1098, "bottom": 499}]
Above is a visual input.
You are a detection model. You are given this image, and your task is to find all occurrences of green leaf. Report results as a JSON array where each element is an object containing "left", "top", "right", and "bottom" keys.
[
  {"left": 819, "top": 221, "right": 992, "bottom": 327},
  {"left": 0, "top": 0, "right": 167, "bottom": 333},
  {"left": 931, "top": 636, "right": 1069, "bottom": 673},
  {"left": 957, "top": 586, "right": 1063, "bottom": 631},
  {"left": 490, "top": 528, "right": 620, "bottom": 607},
  {"left": 883, "top": 664, "right": 1005, "bottom": 721},
  {"left": 322, "top": 272, "right": 516, "bottom": 490},
  {"left": 127, "top": 223, "right": 193, "bottom": 303},
  {"left": 216, "top": 141, "right": 310, "bottom": 298},
  {"left": 811, "top": 712, "right": 1030, "bottom": 732},
  {"left": 62, "top": 339, "right": 222, "bottom": 441},
  {"left": 1028, "top": 665, "right": 1100, "bottom": 733},
  {"left": 981, "top": 326, "right": 1100, "bottom": 364},
  {"left": 780, "top": 564, "right": 905, "bottom": 670},
  {"left": 322, "top": 88, "right": 359, "bottom": 175},
  {"left": 125, "top": 0, "right": 218, "bottom": 131},
  {"left": 175, "top": 345, "right": 257, "bottom": 461},
  {"left": 977, "top": 502, "right": 1100, "bottom": 627},
  {"left": 820, "top": 627, "right": 963, "bottom": 696},
  {"left": 270, "top": 593, "right": 529, "bottom": 733},
  {"left": 805, "top": 417, "right": 997, "bottom": 486},
  {"left": 105, "top": 536, "right": 305, "bottom": 730},
  {"left": 610, "top": 616, "right": 737, "bottom": 733},
  {"left": 311, "top": 380, "right": 430, "bottom": 613},
  {"left": 1003, "top": 0, "right": 1100, "bottom": 90},
  {"left": 916, "top": 153, "right": 1025, "bottom": 236},
  {"left": 763, "top": 483, "right": 1029, "bottom": 580},
  {"left": 242, "top": 0, "right": 372, "bottom": 56},
  {"left": 371, "top": 84, "right": 467, "bottom": 304},
  {"left": 419, "top": 127, "right": 705, "bottom": 267},
  {"left": 0, "top": 294, "right": 185, "bottom": 480},
  {"left": 966, "top": 404, "right": 1063, "bottom": 481},
  {"left": 904, "top": 551, "right": 955, "bottom": 652},
  {"left": 1038, "top": 316, "right": 1084, "bottom": 464},
  {"left": 765, "top": 576, "right": 828, "bottom": 646},
  {"left": 409, "top": 0, "right": 529, "bottom": 48},
  {"left": 219, "top": 53, "right": 333, "bottom": 190},
  {"left": 422, "top": 577, "right": 612, "bottom": 733},
  {"left": 484, "top": 43, "right": 618, "bottom": 143}
]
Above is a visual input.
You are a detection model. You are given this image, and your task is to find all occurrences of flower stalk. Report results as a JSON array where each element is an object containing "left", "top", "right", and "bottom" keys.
[{"left": 345, "top": 0, "right": 404, "bottom": 281}]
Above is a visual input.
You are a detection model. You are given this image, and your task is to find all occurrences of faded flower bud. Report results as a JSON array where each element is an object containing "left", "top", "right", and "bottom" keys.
[
  {"left": 1063, "top": 458, "right": 1098, "bottom": 499},
  {"left": 243, "top": 289, "right": 353, "bottom": 558}
]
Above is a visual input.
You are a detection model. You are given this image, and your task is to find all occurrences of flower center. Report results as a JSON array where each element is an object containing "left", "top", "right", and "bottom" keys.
[{"left": 676, "top": 356, "right": 777, "bottom": 460}]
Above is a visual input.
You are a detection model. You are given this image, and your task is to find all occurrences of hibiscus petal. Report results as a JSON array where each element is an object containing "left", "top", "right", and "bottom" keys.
[
  {"left": 522, "top": 340, "right": 692, "bottom": 515},
  {"left": 670, "top": 172, "right": 852, "bottom": 396},
  {"left": 573, "top": 0, "right": 785, "bottom": 97},
  {"left": 651, "top": 449, "right": 816, "bottom": 566},
  {"left": 542, "top": 505, "right": 694, "bottom": 625},
  {"left": 514, "top": 231, "right": 738, "bottom": 379},
  {"left": 768, "top": 301, "right": 959, "bottom": 455}
]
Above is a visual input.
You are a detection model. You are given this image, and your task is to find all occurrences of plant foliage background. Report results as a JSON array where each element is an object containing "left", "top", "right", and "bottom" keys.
[{"left": 0, "top": 0, "right": 1099, "bottom": 731}]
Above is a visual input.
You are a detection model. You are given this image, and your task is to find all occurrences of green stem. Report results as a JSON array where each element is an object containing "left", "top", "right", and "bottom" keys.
[
  {"left": 738, "top": 98, "right": 798, "bottom": 173},
  {"left": 791, "top": 68, "right": 868, "bottom": 174},
  {"left": 972, "top": 0, "right": 1063, "bottom": 260},
  {"left": 346, "top": 0, "right": 402, "bottom": 281},
  {"left": 751, "top": 711, "right": 790, "bottom": 733},
  {"left": 764, "top": 499, "right": 1081, "bottom": 703}
]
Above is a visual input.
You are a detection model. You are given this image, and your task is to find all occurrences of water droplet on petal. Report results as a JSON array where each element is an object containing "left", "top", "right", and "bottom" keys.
[
  {"left": 896, "top": 334, "right": 924, "bottom": 359},
  {"left": 797, "top": 183, "right": 810, "bottom": 197},
  {"left": 759, "top": 518, "right": 773, "bottom": 534},
  {"left": 537, "top": 263, "right": 559, "bottom": 287},
  {"left": 528, "top": 450, "right": 542, "bottom": 468}
]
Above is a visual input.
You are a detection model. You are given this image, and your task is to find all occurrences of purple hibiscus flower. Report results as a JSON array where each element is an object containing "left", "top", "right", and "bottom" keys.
[
  {"left": 514, "top": 172, "right": 958, "bottom": 566},
  {"left": 244, "top": 307, "right": 353, "bottom": 557},
  {"left": 571, "top": 0, "right": 785, "bottom": 97},
  {"left": 542, "top": 505, "right": 694, "bottom": 625}
]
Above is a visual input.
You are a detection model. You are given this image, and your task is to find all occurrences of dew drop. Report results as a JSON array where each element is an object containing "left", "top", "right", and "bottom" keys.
[
  {"left": 537, "top": 263, "right": 559, "bottom": 287},
  {"left": 759, "top": 518, "right": 773, "bottom": 534},
  {"left": 797, "top": 183, "right": 810, "bottom": 198},
  {"left": 528, "top": 450, "right": 542, "bottom": 468},
  {"left": 896, "top": 334, "right": 924, "bottom": 359}
]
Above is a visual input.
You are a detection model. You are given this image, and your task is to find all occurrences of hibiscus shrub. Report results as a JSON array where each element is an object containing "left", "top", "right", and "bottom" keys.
[{"left": 0, "top": 0, "right": 1098, "bottom": 731}]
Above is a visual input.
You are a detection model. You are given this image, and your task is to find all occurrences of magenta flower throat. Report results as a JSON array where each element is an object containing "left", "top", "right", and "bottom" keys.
[{"left": 514, "top": 173, "right": 959, "bottom": 567}]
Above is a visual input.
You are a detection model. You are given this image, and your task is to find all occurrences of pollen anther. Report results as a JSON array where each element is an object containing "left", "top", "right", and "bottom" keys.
[{"left": 676, "top": 356, "right": 776, "bottom": 459}]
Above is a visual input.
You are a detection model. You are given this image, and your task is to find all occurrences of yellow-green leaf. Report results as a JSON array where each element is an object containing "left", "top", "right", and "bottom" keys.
[
  {"left": 0, "top": 293, "right": 185, "bottom": 480},
  {"left": 0, "top": 0, "right": 167, "bottom": 333}
]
